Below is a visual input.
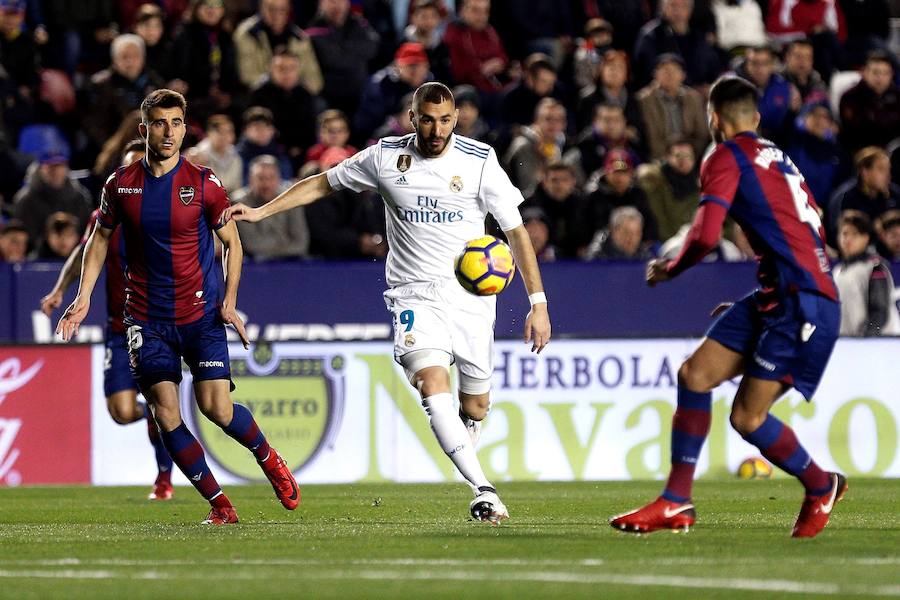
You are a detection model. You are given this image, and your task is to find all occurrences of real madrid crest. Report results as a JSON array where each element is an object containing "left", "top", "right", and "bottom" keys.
[
  {"left": 404, "top": 333, "right": 416, "bottom": 348},
  {"left": 449, "top": 175, "right": 463, "bottom": 193},
  {"left": 179, "top": 186, "right": 195, "bottom": 205},
  {"left": 397, "top": 154, "right": 412, "bottom": 172}
]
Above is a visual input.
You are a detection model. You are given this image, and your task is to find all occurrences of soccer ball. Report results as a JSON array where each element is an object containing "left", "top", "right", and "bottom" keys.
[
  {"left": 454, "top": 235, "right": 516, "bottom": 296},
  {"left": 737, "top": 457, "right": 773, "bottom": 480}
]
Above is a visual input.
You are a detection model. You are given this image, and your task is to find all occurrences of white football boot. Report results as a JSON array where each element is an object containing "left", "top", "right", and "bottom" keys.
[{"left": 469, "top": 487, "right": 509, "bottom": 525}]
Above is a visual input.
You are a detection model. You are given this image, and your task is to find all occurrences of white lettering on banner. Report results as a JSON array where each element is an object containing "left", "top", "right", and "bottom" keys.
[
  {"left": 88, "top": 339, "right": 900, "bottom": 486},
  {"left": 0, "top": 357, "right": 43, "bottom": 406},
  {"left": 31, "top": 311, "right": 103, "bottom": 344},
  {"left": 0, "top": 419, "right": 21, "bottom": 484}
]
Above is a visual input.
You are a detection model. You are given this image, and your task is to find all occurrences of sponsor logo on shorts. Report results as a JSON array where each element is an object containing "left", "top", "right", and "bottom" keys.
[
  {"left": 198, "top": 360, "right": 225, "bottom": 368},
  {"left": 753, "top": 353, "right": 777, "bottom": 372}
]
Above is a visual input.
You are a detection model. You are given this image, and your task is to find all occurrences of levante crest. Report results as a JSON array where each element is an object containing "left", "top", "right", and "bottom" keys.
[{"left": 190, "top": 344, "right": 345, "bottom": 480}]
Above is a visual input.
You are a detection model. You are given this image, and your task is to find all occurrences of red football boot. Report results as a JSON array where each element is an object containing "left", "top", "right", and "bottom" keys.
[
  {"left": 201, "top": 504, "right": 239, "bottom": 525},
  {"left": 609, "top": 497, "right": 696, "bottom": 534},
  {"left": 792, "top": 472, "right": 847, "bottom": 538},
  {"left": 148, "top": 474, "right": 173, "bottom": 501},
  {"left": 259, "top": 449, "right": 300, "bottom": 510}
]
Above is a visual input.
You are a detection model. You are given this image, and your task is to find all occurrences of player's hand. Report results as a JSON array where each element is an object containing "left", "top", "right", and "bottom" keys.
[
  {"left": 221, "top": 203, "right": 260, "bottom": 224},
  {"left": 221, "top": 303, "right": 250, "bottom": 349},
  {"left": 646, "top": 259, "right": 673, "bottom": 287},
  {"left": 56, "top": 295, "right": 90, "bottom": 342},
  {"left": 710, "top": 302, "right": 733, "bottom": 318},
  {"left": 524, "top": 303, "right": 551, "bottom": 354},
  {"left": 40, "top": 289, "right": 64, "bottom": 316}
]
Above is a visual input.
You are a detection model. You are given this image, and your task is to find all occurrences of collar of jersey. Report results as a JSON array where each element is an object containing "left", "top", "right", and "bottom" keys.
[
  {"left": 141, "top": 156, "right": 184, "bottom": 180},
  {"left": 734, "top": 131, "right": 758, "bottom": 139}
]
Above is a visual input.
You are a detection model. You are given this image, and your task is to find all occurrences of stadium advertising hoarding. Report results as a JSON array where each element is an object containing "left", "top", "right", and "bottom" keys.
[
  {"left": 90, "top": 339, "right": 900, "bottom": 487},
  {"left": 0, "top": 346, "right": 91, "bottom": 485}
]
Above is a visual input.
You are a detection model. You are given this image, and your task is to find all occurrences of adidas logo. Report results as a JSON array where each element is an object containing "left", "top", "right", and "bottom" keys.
[{"left": 395, "top": 175, "right": 408, "bottom": 185}]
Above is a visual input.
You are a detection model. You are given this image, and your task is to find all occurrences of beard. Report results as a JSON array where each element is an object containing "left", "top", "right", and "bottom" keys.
[{"left": 417, "top": 131, "right": 449, "bottom": 157}]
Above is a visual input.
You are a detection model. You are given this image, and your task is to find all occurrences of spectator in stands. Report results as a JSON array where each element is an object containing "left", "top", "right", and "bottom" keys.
[
  {"left": 637, "top": 53, "right": 709, "bottom": 162},
  {"left": 169, "top": 0, "right": 240, "bottom": 117},
  {"left": 83, "top": 34, "right": 164, "bottom": 150},
  {"left": 834, "top": 210, "right": 900, "bottom": 335},
  {"left": 574, "top": 18, "right": 614, "bottom": 90},
  {"left": 576, "top": 50, "right": 643, "bottom": 135},
  {"left": 632, "top": 0, "right": 723, "bottom": 89},
  {"left": 235, "top": 106, "right": 293, "bottom": 185},
  {"left": 877, "top": 210, "right": 900, "bottom": 260},
  {"left": 710, "top": 0, "right": 766, "bottom": 52},
  {"left": 249, "top": 46, "right": 319, "bottom": 166},
  {"left": 584, "top": 205, "right": 653, "bottom": 260},
  {"left": 578, "top": 0, "right": 650, "bottom": 55},
  {"left": 307, "top": 0, "right": 380, "bottom": 117},
  {"left": 186, "top": 114, "right": 243, "bottom": 194},
  {"left": 575, "top": 102, "right": 642, "bottom": 181},
  {"left": 582, "top": 149, "right": 659, "bottom": 244},
  {"left": 827, "top": 146, "right": 900, "bottom": 245},
  {"left": 443, "top": 0, "right": 511, "bottom": 95},
  {"left": 233, "top": 0, "right": 323, "bottom": 94},
  {"left": 131, "top": 3, "right": 172, "bottom": 82},
  {"left": 92, "top": 111, "right": 142, "bottom": 180},
  {"left": 11, "top": 148, "right": 92, "bottom": 249},
  {"left": 659, "top": 211, "right": 746, "bottom": 262},
  {"left": 839, "top": 0, "right": 893, "bottom": 71},
  {"left": 782, "top": 38, "right": 828, "bottom": 106},
  {"left": 637, "top": 139, "right": 699, "bottom": 242},
  {"left": 521, "top": 207, "right": 557, "bottom": 262},
  {"left": 839, "top": 51, "right": 900, "bottom": 156},
  {"left": 490, "top": 0, "right": 574, "bottom": 63},
  {"left": 41, "top": 0, "right": 117, "bottom": 75},
  {"left": 304, "top": 109, "right": 356, "bottom": 168},
  {"left": 0, "top": 133, "right": 30, "bottom": 212},
  {"left": 785, "top": 100, "right": 846, "bottom": 208},
  {"left": 404, "top": 0, "right": 452, "bottom": 84},
  {"left": 0, "top": 218, "right": 27, "bottom": 262},
  {"left": 0, "top": 0, "right": 40, "bottom": 91},
  {"left": 232, "top": 155, "right": 309, "bottom": 261},
  {"left": 30, "top": 211, "right": 79, "bottom": 260},
  {"left": 354, "top": 42, "right": 431, "bottom": 143},
  {"left": 453, "top": 85, "right": 490, "bottom": 142},
  {"left": 303, "top": 148, "right": 388, "bottom": 259},
  {"left": 766, "top": 0, "right": 846, "bottom": 81},
  {"left": 499, "top": 53, "right": 561, "bottom": 130},
  {"left": 734, "top": 45, "right": 798, "bottom": 142},
  {"left": 522, "top": 162, "right": 584, "bottom": 258},
  {"left": 371, "top": 92, "right": 415, "bottom": 142},
  {"left": 503, "top": 98, "right": 573, "bottom": 197}
]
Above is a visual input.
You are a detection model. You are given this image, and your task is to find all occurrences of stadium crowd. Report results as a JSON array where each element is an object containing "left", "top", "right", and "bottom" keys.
[{"left": 0, "top": 0, "right": 898, "bottom": 323}]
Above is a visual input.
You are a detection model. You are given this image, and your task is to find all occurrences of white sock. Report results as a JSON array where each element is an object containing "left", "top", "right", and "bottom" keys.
[{"left": 422, "top": 393, "right": 491, "bottom": 491}]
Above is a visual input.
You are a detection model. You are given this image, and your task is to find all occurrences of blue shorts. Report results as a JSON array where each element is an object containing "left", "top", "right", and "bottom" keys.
[
  {"left": 124, "top": 311, "right": 232, "bottom": 391},
  {"left": 104, "top": 331, "right": 139, "bottom": 397},
  {"left": 706, "top": 291, "right": 840, "bottom": 400}
]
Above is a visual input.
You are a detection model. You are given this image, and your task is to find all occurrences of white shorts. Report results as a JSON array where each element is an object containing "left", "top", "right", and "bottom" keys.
[{"left": 384, "top": 280, "right": 495, "bottom": 393}]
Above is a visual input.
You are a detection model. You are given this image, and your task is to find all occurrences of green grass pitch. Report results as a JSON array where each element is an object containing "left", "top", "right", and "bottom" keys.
[{"left": 0, "top": 480, "right": 897, "bottom": 599}]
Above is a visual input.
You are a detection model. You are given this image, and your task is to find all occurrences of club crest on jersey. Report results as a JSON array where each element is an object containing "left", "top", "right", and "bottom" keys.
[
  {"left": 397, "top": 154, "right": 412, "bottom": 172},
  {"left": 178, "top": 186, "right": 195, "bottom": 205},
  {"left": 449, "top": 176, "right": 463, "bottom": 193}
]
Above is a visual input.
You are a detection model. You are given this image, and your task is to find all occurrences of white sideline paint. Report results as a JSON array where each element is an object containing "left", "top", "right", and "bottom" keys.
[{"left": 0, "top": 563, "right": 897, "bottom": 597}]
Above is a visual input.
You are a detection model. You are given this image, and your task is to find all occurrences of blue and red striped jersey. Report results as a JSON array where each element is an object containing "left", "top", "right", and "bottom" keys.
[
  {"left": 98, "top": 157, "right": 230, "bottom": 325},
  {"left": 692, "top": 132, "right": 838, "bottom": 306},
  {"left": 83, "top": 209, "right": 128, "bottom": 333}
]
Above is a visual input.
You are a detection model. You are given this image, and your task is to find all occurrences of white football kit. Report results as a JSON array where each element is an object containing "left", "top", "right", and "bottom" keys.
[{"left": 326, "top": 133, "right": 524, "bottom": 391}]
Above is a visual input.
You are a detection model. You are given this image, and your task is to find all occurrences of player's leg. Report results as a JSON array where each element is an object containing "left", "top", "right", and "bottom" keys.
[
  {"left": 611, "top": 296, "right": 755, "bottom": 533},
  {"left": 186, "top": 313, "right": 299, "bottom": 510},
  {"left": 458, "top": 390, "right": 489, "bottom": 446},
  {"left": 127, "top": 320, "right": 235, "bottom": 524},
  {"left": 105, "top": 332, "right": 173, "bottom": 499}
]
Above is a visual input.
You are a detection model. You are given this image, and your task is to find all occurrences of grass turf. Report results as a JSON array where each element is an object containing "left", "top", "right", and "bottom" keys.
[{"left": 0, "top": 479, "right": 897, "bottom": 599}]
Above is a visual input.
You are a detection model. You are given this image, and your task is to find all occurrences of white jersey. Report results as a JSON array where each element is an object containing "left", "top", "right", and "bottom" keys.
[{"left": 326, "top": 133, "right": 524, "bottom": 288}]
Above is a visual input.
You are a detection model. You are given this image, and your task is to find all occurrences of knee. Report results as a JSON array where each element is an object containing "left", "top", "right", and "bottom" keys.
[
  {"left": 461, "top": 395, "right": 490, "bottom": 421},
  {"left": 415, "top": 368, "right": 451, "bottom": 398},
  {"left": 678, "top": 360, "right": 717, "bottom": 393},
  {"left": 199, "top": 402, "right": 233, "bottom": 427},
  {"left": 107, "top": 396, "right": 141, "bottom": 424},
  {"left": 729, "top": 406, "right": 767, "bottom": 437}
]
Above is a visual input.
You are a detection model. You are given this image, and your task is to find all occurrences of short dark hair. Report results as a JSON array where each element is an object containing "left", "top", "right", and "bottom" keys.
[
  {"left": 865, "top": 49, "right": 893, "bottom": 68},
  {"left": 272, "top": 45, "right": 297, "bottom": 60},
  {"left": 525, "top": 53, "right": 556, "bottom": 78},
  {"left": 784, "top": 38, "right": 813, "bottom": 55},
  {"left": 666, "top": 138, "right": 693, "bottom": 153},
  {"left": 140, "top": 89, "right": 187, "bottom": 122},
  {"left": 412, "top": 82, "right": 454, "bottom": 114},
  {"left": 880, "top": 210, "right": 900, "bottom": 231},
  {"left": 121, "top": 138, "right": 146, "bottom": 159},
  {"left": 855, "top": 146, "right": 889, "bottom": 171},
  {"left": 708, "top": 76, "right": 759, "bottom": 123},
  {"left": 594, "top": 102, "right": 624, "bottom": 118},
  {"left": 839, "top": 210, "right": 872, "bottom": 237}
]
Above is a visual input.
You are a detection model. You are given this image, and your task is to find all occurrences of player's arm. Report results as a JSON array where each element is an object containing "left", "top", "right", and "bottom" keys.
[
  {"left": 505, "top": 224, "right": 551, "bottom": 353},
  {"left": 224, "top": 172, "right": 332, "bottom": 223},
  {"left": 215, "top": 220, "right": 250, "bottom": 348},
  {"left": 56, "top": 223, "right": 112, "bottom": 341},
  {"left": 41, "top": 240, "right": 86, "bottom": 316}
]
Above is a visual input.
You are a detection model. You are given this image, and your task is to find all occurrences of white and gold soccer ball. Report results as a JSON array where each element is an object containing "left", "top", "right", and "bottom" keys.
[
  {"left": 737, "top": 457, "right": 774, "bottom": 480},
  {"left": 454, "top": 235, "right": 516, "bottom": 296}
]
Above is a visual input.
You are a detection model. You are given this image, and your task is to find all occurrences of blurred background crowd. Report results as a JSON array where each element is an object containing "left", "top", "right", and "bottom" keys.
[{"left": 0, "top": 0, "right": 898, "bottom": 323}]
